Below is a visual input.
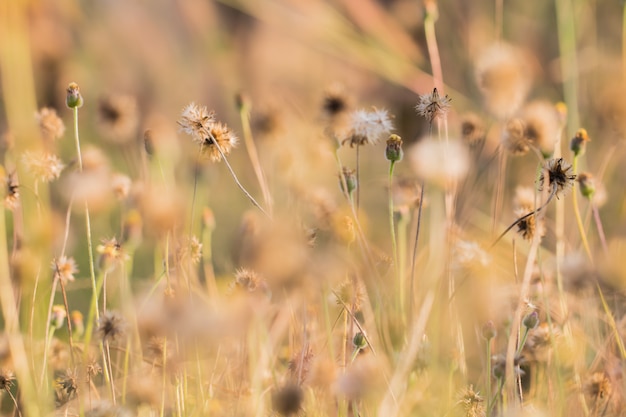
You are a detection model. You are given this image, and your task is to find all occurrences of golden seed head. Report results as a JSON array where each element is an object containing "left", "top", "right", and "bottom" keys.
[
  {"left": 35, "top": 107, "right": 66, "bottom": 141},
  {"left": 22, "top": 151, "right": 65, "bottom": 182}
]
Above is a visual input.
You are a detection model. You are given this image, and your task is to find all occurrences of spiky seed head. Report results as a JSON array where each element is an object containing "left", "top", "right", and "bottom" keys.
[{"left": 415, "top": 88, "right": 451, "bottom": 123}]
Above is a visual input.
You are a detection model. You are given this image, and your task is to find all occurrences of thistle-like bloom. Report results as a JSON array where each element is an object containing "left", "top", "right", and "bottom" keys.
[
  {"left": 415, "top": 88, "right": 451, "bottom": 123},
  {"left": 539, "top": 158, "right": 576, "bottom": 197},
  {"left": 97, "top": 237, "right": 128, "bottom": 271},
  {"left": 98, "top": 310, "right": 126, "bottom": 342},
  {"left": 343, "top": 108, "right": 394, "bottom": 147},
  {"left": 35, "top": 107, "right": 65, "bottom": 141},
  {"left": 178, "top": 102, "right": 216, "bottom": 142},
  {"left": 22, "top": 152, "right": 65, "bottom": 182},
  {"left": 178, "top": 103, "right": 238, "bottom": 162},
  {"left": 52, "top": 256, "right": 78, "bottom": 285}
]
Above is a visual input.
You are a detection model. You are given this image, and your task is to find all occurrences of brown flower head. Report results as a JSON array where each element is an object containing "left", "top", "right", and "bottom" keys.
[
  {"left": 539, "top": 158, "right": 576, "bottom": 198},
  {"left": 415, "top": 88, "right": 451, "bottom": 124},
  {"left": 501, "top": 118, "right": 530, "bottom": 156},
  {"left": 178, "top": 103, "right": 238, "bottom": 162},
  {"left": 460, "top": 113, "right": 486, "bottom": 146},
  {"left": 97, "top": 94, "right": 140, "bottom": 144},
  {"left": 0, "top": 369, "right": 14, "bottom": 391},
  {"left": 272, "top": 383, "right": 304, "bottom": 416},
  {"left": 97, "top": 310, "right": 127, "bottom": 343},
  {"left": 514, "top": 208, "right": 545, "bottom": 241},
  {"left": 3, "top": 171, "right": 19, "bottom": 210}
]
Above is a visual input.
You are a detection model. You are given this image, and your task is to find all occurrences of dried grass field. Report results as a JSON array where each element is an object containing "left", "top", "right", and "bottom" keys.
[{"left": 1, "top": 0, "right": 626, "bottom": 416}]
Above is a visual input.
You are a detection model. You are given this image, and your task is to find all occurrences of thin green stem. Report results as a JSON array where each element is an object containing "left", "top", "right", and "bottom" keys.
[
  {"left": 388, "top": 161, "right": 402, "bottom": 314},
  {"left": 571, "top": 156, "right": 593, "bottom": 261},
  {"left": 486, "top": 341, "right": 492, "bottom": 417}
]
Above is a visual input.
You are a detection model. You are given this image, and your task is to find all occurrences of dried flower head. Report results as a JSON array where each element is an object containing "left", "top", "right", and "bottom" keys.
[
  {"left": 585, "top": 371, "right": 612, "bottom": 400},
  {"left": 0, "top": 369, "right": 15, "bottom": 391},
  {"left": 97, "top": 94, "right": 140, "bottom": 143},
  {"left": 521, "top": 101, "right": 560, "bottom": 156},
  {"left": 3, "top": 171, "right": 19, "bottom": 210},
  {"left": 501, "top": 118, "right": 530, "bottom": 156},
  {"left": 343, "top": 108, "right": 394, "bottom": 147},
  {"left": 52, "top": 256, "right": 78, "bottom": 285},
  {"left": 110, "top": 173, "right": 132, "bottom": 200},
  {"left": 513, "top": 186, "right": 536, "bottom": 212},
  {"left": 514, "top": 208, "right": 545, "bottom": 241},
  {"left": 178, "top": 103, "right": 238, "bottom": 162},
  {"left": 232, "top": 268, "right": 266, "bottom": 293},
  {"left": 539, "top": 158, "right": 576, "bottom": 197},
  {"left": 22, "top": 151, "right": 64, "bottom": 182},
  {"left": 272, "top": 383, "right": 304, "bottom": 416},
  {"left": 35, "top": 107, "right": 65, "bottom": 141},
  {"left": 177, "top": 102, "right": 216, "bottom": 141},
  {"left": 334, "top": 278, "right": 365, "bottom": 312},
  {"left": 475, "top": 42, "right": 532, "bottom": 119},
  {"left": 322, "top": 83, "right": 351, "bottom": 118},
  {"left": 56, "top": 368, "right": 78, "bottom": 398},
  {"left": 415, "top": 88, "right": 451, "bottom": 123},
  {"left": 460, "top": 113, "right": 486, "bottom": 146},
  {"left": 178, "top": 235, "right": 203, "bottom": 265},
  {"left": 457, "top": 385, "right": 485, "bottom": 417},
  {"left": 97, "top": 311, "right": 126, "bottom": 343},
  {"left": 96, "top": 237, "right": 127, "bottom": 270}
]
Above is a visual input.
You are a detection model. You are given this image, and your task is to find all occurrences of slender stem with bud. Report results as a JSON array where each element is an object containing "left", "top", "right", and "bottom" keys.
[{"left": 388, "top": 160, "right": 402, "bottom": 315}]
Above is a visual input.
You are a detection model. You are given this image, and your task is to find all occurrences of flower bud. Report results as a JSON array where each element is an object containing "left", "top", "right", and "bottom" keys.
[
  {"left": 577, "top": 172, "right": 596, "bottom": 200},
  {"left": 353, "top": 332, "right": 367, "bottom": 350},
  {"left": 570, "top": 128, "right": 590, "bottom": 157},
  {"left": 523, "top": 311, "right": 539, "bottom": 330},
  {"left": 482, "top": 320, "right": 497, "bottom": 341},
  {"left": 66, "top": 82, "right": 84, "bottom": 109},
  {"left": 339, "top": 167, "right": 357, "bottom": 195},
  {"left": 385, "top": 134, "right": 404, "bottom": 163}
]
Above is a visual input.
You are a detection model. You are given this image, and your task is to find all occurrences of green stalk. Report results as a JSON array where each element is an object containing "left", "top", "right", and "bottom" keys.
[{"left": 388, "top": 161, "right": 402, "bottom": 315}]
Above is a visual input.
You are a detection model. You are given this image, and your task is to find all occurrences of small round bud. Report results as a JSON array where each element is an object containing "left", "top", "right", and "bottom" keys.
[
  {"left": 577, "top": 172, "right": 596, "bottom": 200},
  {"left": 353, "top": 332, "right": 367, "bottom": 350},
  {"left": 66, "top": 82, "right": 84, "bottom": 109},
  {"left": 482, "top": 321, "right": 497, "bottom": 341},
  {"left": 385, "top": 134, "right": 404, "bottom": 163},
  {"left": 570, "top": 128, "right": 590, "bottom": 157},
  {"left": 339, "top": 167, "right": 357, "bottom": 195},
  {"left": 522, "top": 311, "right": 539, "bottom": 330}
]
